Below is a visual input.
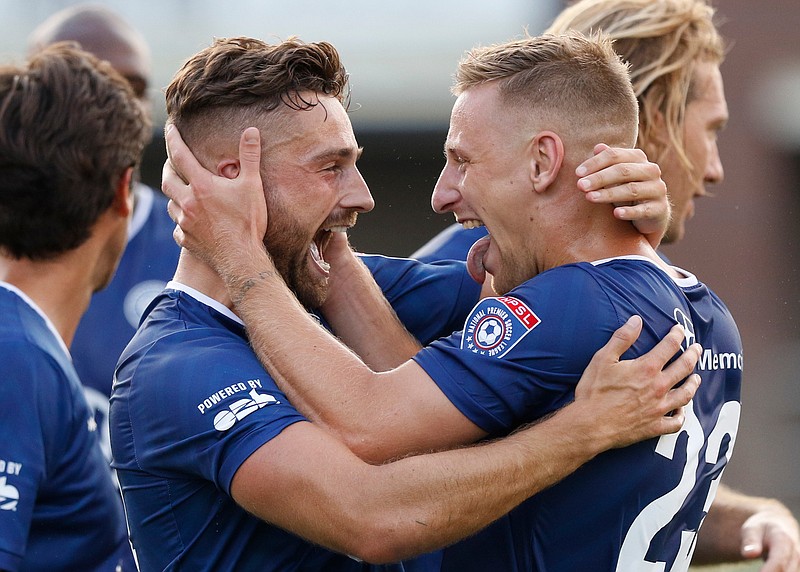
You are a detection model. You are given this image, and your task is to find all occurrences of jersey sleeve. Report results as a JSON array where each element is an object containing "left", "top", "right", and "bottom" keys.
[
  {"left": 359, "top": 254, "right": 481, "bottom": 344},
  {"left": 412, "top": 265, "right": 623, "bottom": 435},
  {"left": 0, "top": 343, "right": 70, "bottom": 570},
  {"left": 116, "top": 329, "right": 307, "bottom": 496}
]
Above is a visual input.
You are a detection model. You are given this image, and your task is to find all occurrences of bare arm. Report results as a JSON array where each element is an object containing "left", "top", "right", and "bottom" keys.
[
  {"left": 318, "top": 231, "right": 421, "bottom": 370},
  {"left": 232, "top": 387, "right": 662, "bottom": 564},
  {"left": 693, "top": 484, "right": 800, "bottom": 571}
]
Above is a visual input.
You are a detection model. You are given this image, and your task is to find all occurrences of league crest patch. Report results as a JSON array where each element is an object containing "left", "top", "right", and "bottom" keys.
[{"left": 461, "top": 296, "right": 540, "bottom": 358}]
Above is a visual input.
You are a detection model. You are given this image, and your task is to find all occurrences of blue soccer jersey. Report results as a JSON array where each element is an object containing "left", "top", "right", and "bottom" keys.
[
  {"left": 411, "top": 224, "right": 486, "bottom": 263},
  {"left": 71, "top": 184, "right": 181, "bottom": 458},
  {"left": 0, "top": 284, "right": 135, "bottom": 572},
  {"left": 412, "top": 256, "right": 742, "bottom": 571},
  {"left": 359, "top": 254, "right": 480, "bottom": 344},
  {"left": 110, "top": 283, "right": 405, "bottom": 572}
]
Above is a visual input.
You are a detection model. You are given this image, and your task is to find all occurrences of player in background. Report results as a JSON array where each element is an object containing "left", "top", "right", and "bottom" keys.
[
  {"left": 27, "top": 5, "right": 182, "bottom": 461},
  {"left": 411, "top": 1, "right": 800, "bottom": 569},
  {"left": 0, "top": 43, "right": 149, "bottom": 571},
  {"left": 164, "top": 32, "right": 739, "bottom": 571}
]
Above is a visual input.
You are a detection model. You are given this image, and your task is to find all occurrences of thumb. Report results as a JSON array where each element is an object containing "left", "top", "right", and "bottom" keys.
[
  {"left": 239, "top": 127, "right": 262, "bottom": 178},
  {"left": 740, "top": 526, "right": 764, "bottom": 559}
]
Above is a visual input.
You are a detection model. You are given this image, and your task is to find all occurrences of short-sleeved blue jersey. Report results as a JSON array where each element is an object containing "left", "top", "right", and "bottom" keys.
[
  {"left": 359, "top": 254, "right": 480, "bottom": 344},
  {"left": 71, "top": 185, "right": 181, "bottom": 460},
  {"left": 0, "top": 284, "right": 135, "bottom": 572},
  {"left": 111, "top": 283, "right": 407, "bottom": 571},
  {"left": 411, "top": 224, "right": 486, "bottom": 263},
  {"left": 412, "top": 256, "right": 742, "bottom": 571}
]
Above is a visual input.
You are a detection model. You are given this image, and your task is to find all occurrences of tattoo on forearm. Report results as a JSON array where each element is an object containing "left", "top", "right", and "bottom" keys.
[{"left": 234, "top": 270, "right": 279, "bottom": 305}]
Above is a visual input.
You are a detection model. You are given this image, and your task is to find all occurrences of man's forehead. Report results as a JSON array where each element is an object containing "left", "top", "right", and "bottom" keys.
[
  {"left": 688, "top": 63, "right": 728, "bottom": 120},
  {"left": 265, "top": 97, "right": 358, "bottom": 158},
  {"left": 446, "top": 86, "right": 504, "bottom": 149}
]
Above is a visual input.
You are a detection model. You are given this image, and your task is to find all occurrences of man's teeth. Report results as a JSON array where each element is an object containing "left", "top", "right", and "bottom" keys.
[
  {"left": 323, "top": 226, "right": 350, "bottom": 233},
  {"left": 309, "top": 242, "right": 331, "bottom": 272},
  {"left": 461, "top": 220, "right": 485, "bottom": 230}
]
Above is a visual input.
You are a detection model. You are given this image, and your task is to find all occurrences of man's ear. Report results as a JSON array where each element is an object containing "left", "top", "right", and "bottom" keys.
[
  {"left": 218, "top": 159, "right": 241, "bottom": 180},
  {"left": 111, "top": 167, "right": 134, "bottom": 217},
  {"left": 529, "top": 130, "right": 564, "bottom": 193}
]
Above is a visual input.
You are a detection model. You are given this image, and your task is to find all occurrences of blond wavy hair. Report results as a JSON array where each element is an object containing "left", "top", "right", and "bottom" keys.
[{"left": 547, "top": 0, "right": 725, "bottom": 171}]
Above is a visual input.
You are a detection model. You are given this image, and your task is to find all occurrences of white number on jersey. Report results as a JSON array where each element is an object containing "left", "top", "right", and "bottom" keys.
[{"left": 615, "top": 400, "right": 740, "bottom": 572}]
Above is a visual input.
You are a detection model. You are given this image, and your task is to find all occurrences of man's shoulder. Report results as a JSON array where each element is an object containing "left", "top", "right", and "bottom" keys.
[
  {"left": 127, "top": 290, "right": 249, "bottom": 363},
  {"left": 0, "top": 291, "right": 71, "bottom": 375},
  {"left": 119, "top": 290, "right": 266, "bottom": 395},
  {"left": 507, "top": 262, "right": 605, "bottom": 300}
]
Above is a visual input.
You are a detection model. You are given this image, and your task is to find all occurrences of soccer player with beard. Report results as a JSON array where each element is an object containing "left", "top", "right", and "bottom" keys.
[
  {"left": 112, "top": 37, "right": 701, "bottom": 570},
  {"left": 163, "top": 33, "right": 744, "bottom": 571}
]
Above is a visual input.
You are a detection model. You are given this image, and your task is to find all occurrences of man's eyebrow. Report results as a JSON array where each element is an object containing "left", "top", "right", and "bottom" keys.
[
  {"left": 443, "top": 143, "right": 460, "bottom": 158},
  {"left": 310, "top": 146, "right": 363, "bottom": 163}
]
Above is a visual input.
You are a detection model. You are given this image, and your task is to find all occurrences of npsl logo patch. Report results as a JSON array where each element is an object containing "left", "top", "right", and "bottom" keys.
[{"left": 462, "top": 296, "right": 541, "bottom": 358}]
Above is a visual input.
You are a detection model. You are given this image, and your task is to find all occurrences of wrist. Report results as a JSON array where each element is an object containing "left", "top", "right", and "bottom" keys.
[
  {"left": 223, "top": 245, "right": 280, "bottom": 306},
  {"left": 545, "top": 400, "right": 609, "bottom": 461}
]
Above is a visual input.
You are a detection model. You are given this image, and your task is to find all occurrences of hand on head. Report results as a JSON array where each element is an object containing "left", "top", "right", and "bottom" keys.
[
  {"left": 577, "top": 144, "right": 669, "bottom": 247},
  {"left": 163, "top": 125, "right": 267, "bottom": 275}
]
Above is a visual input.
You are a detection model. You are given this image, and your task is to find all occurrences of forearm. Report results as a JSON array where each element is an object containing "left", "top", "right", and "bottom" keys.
[
  {"left": 327, "top": 400, "right": 606, "bottom": 563},
  {"left": 225, "top": 247, "right": 441, "bottom": 462},
  {"left": 321, "top": 246, "right": 421, "bottom": 370}
]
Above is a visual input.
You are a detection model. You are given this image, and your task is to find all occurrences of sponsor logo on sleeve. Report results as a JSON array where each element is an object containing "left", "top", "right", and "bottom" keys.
[
  {"left": 673, "top": 308, "right": 697, "bottom": 351},
  {"left": 196, "top": 378, "right": 281, "bottom": 432},
  {"left": 0, "top": 461, "right": 22, "bottom": 511},
  {"left": 0, "top": 477, "right": 18, "bottom": 511},
  {"left": 462, "top": 296, "right": 540, "bottom": 358}
]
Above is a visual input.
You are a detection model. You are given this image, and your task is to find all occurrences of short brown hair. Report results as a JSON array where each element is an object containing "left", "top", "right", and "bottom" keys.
[
  {"left": 0, "top": 42, "right": 150, "bottom": 260},
  {"left": 454, "top": 32, "right": 639, "bottom": 148},
  {"left": 547, "top": 0, "right": 725, "bottom": 171},
  {"left": 165, "top": 37, "right": 349, "bottom": 153}
]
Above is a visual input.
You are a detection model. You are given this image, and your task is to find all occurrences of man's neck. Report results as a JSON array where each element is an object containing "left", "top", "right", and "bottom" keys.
[
  {"left": 172, "top": 250, "right": 236, "bottom": 313},
  {"left": 0, "top": 252, "right": 94, "bottom": 347},
  {"left": 536, "top": 203, "right": 673, "bottom": 275}
]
